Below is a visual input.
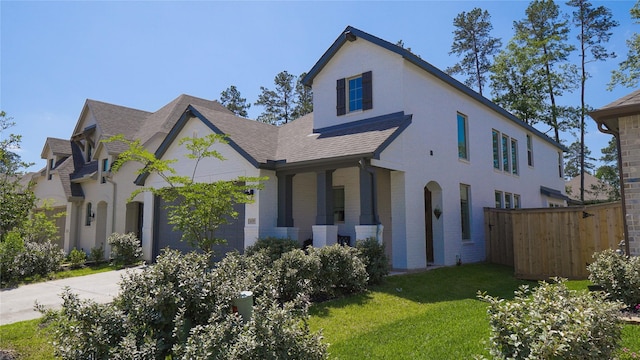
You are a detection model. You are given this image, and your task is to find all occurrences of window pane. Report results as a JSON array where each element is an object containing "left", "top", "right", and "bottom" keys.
[
  {"left": 495, "top": 191, "right": 503, "bottom": 208},
  {"left": 458, "top": 114, "right": 468, "bottom": 160},
  {"left": 505, "top": 193, "right": 512, "bottom": 209},
  {"left": 348, "top": 77, "right": 362, "bottom": 112},
  {"left": 492, "top": 130, "right": 500, "bottom": 169},
  {"left": 460, "top": 184, "right": 471, "bottom": 240},
  {"left": 527, "top": 134, "right": 533, "bottom": 166},
  {"left": 514, "top": 194, "right": 521, "bottom": 209},
  {"left": 502, "top": 135, "right": 509, "bottom": 172},
  {"left": 511, "top": 139, "right": 518, "bottom": 175}
]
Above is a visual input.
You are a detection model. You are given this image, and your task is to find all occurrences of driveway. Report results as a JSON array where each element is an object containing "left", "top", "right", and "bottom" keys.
[{"left": 0, "top": 266, "right": 144, "bottom": 326}]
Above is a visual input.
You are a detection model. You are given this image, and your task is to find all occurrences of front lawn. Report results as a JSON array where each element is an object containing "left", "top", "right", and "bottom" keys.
[
  {"left": 308, "top": 263, "right": 640, "bottom": 359},
  {"left": 1, "top": 263, "right": 639, "bottom": 359}
]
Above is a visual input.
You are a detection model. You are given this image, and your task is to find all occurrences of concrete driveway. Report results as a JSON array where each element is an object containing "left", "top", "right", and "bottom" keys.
[{"left": 0, "top": 266, "right": 144, "bottom": 326}]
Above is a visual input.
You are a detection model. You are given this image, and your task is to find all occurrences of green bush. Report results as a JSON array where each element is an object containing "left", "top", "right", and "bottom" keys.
[
  {"left": 0, "top": 232, "right": 25, "bottom": 285},
  {"left": 68, "top": 248, "right": 86, "bottom": 269},
  {"left": 89, "top": 244, "right": 104, "bottom": 263},
  {"left": 19, "top": 239, "right": 64, "bottom": 279},
  {"left": 107, "top": 233, "right": 142, "bottom": 266},
  {"left": 478, "top": 279, "right": 624, "bottom": 360},
  {"left": 308, "top": 244, "right": 368, "bottom": 301},
  {"left": 588, "top": 249, "right": 640, "bottom": 309},
  {"left": 41, "top": 249, "right": 327, "bottom": 359},
  {"left": 355, "top": 237, "right": 389, "bottom": 285},
  {"left": 271, "top": 249, "right": 321, "bottom": 303},
  {"left": 245, "top": 236, "right": 300, "bottom": 263}
]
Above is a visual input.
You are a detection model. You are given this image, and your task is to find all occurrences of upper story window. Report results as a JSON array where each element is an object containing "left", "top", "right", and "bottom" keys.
[
  {"left": 558, "top": 152, "right": 563, "bottom": 178},
  {"left": 501, "top": 134, "right": 510, "bottom": 173},
  {"left": 457, "top": 113, "right": 469, "bottom": 160},
  {"left": 348, "top": 76, "right": 362, "bottom": 112},
  {"left": 492, "top": 130, "right": 500, "bottom": 169},
  {"left": 101, "top": 158, "right": 109, "bottom": 184},
  {"left": 492, "top": 130, "right": 518, "bottom": 176},
  {"left": 336, "top": 71, "right": 372, "bottom": 116},
  {"left": 86, "top": 143, "right": 93, "bottom": 163},
  {"left": 526, "top": 134, "right": 534, "bottom": 167},
  {"left": 511, "top": 139, "right": 519, "bottom": 175}
]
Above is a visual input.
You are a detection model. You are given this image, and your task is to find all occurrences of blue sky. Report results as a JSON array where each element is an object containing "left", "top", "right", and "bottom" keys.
[{"left": 1, "top": 0, "right": 637, "bottom": 172}]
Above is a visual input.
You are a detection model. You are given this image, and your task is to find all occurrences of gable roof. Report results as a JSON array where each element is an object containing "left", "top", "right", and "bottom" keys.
[
  {"left": 590, "top": 89, "right": 640, "bottom": 133},
  {"left": 302, "top": 25, "right": 565, "bottom": 152},
  {"left": 41, "top": 137, "right": 72, "bottom": 159}
]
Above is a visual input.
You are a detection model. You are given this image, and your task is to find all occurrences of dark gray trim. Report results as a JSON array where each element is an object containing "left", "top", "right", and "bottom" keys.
[
  {"left": 316, "top": 170, "right": 335, "bottom": 225},
  {"left": 302, "top": 26, "right": 565, "bottom": 152},
  {"left": 540, "top": 186, "right": 571, "bottom": 201},
  {"left": 274, "top": 155, "right": 368, "bottom": 175},
  {"left": 135, "top": 105, "right": 261, "bottom": 186},
  {"left": 313, "top": 111, "right": 405, "bottom": 134},
  {"left": 336, "top": 78, "right": 346, "bottom": 116},
  {"left": 277, "top": 173, "right": 295, "bottom": 227}
]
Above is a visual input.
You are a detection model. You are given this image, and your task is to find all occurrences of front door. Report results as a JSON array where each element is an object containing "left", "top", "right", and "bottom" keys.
[{"left": 424, "top": 187, "right": 434, "bottom": 263}]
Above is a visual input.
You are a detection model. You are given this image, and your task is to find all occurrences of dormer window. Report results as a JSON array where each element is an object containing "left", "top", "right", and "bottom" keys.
[
  {"left": 47, "top": 158, "right": 55, "bottom": 180},
  {"left": 337, "top": 71, "right": 372, "bottom": 116},
  {"left": 86, "top": 143, "right": 93, "bottom": 163},
  {"left": 101, "top": 158, "right": 109, "bottom": 184}
]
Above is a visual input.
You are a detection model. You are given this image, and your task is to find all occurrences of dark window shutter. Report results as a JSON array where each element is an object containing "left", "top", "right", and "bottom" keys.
[
  {"left": 336, "top": 78, "right": 346, "bottom": 116},
  {"left": 362, "top": 71, "right": 372, "bottom": 110}
]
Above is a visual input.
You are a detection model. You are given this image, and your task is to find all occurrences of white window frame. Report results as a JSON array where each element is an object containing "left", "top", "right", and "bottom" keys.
[{"left": 348, "top": 75, "right": 363, "bottom": 113}]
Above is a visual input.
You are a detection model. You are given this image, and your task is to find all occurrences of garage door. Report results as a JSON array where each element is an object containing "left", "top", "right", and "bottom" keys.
[{"left": 153, "top": 195, "right": 245, "bottom": 262}]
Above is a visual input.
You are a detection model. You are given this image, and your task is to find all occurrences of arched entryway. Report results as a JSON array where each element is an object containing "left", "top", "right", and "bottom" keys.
[{"left": 425, "top": 181, "right": 444, "bottom": 265}]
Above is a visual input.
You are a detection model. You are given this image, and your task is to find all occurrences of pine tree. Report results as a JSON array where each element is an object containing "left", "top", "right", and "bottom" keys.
[
  {"left": 292, "top": 72, "right": 313, "bottom": 119},
  {"left": 255, "top": 71, "right": 296, "bottom": 125},
  {"left": 219, "top": 85, "right": 251, "bottom": 117},
  {"left": 609, "top": 1, "right": 640, "bottom": 89},
  {"left": 446, "top": 8, "right": 502, "bottom": 96}
]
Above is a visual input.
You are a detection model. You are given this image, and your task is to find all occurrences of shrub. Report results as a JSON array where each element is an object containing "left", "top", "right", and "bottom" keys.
[
  {"left": 107, "top": 233, "right": 142, "bottom": 266},
  {"left": 18, "top": 239, "right": 64, "bottom": 279},
  {"left": 245, "top": 236, "right": 300, "bottom": 263},
  {"left": 588, "top": 249, "right": 640, "bottom": 309},
  {"left": 308, "top": 244, "right": 368, "bottom": 300},
  {"left": 0, "top": 232, "right": 25, "bottom": 285},
  {"left": 42, "top": 249, "right": 327, "bottom": 359},
  {"left": 68, "top": 248, "right": 86, "bottom": 269},
  {"left": 271, "top": 249, "right": 321, "bottom": 303},
  {"left": 89, "top": 244, "right": 104, "bottom": 263},
  {"left": 478, "top": 279, "right": 624, "bottom": 360},
  {"left": 356, "top": 237, "right": 389, "bottom": 284}
]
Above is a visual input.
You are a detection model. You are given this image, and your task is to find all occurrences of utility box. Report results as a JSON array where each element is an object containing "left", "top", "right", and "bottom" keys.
[{"left": 232, "top": 290, "right": 253, "bottom": 323}]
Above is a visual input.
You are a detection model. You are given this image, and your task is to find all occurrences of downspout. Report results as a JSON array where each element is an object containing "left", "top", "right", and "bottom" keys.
[{"left": 597, "top": 122, "right": 631, "bottom": 257}]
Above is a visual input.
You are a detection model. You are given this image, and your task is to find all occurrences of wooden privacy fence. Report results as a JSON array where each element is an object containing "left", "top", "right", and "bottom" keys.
[{"left": 485, "top": 202, "right": 624, "bottom": 280}]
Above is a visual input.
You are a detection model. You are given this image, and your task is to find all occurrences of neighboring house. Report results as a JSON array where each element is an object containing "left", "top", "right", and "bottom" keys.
[
  {"left": 28, "top": 26, "right": 567, "bottom": 269},
  {"left": 591, "top": 89, "right": 640, "bottom": 257},
  {"left": 565, "top": 172, "right": 613, "bottom": 203}
]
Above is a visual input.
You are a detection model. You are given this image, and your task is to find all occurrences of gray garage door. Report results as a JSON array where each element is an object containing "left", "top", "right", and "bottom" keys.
[{"left": 153, "top": 195, "right": 245, "bottom": 262}]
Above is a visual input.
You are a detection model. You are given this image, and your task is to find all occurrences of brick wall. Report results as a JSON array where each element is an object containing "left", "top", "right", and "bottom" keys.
[{"left": 619, "top": 113, "right": 640, "bottom": 256}]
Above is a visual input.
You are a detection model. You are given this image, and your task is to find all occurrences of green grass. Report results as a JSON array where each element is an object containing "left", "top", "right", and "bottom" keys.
[
  {"left": 1, "top": 263, "right": 638, "bottom": 360},
  {"left": 15, "top": 262, "right": 120, "bottom": 286},
  {"left": 308, "top": 263, "right": 640, "bottom": 359},
  {"left": 0, "top": 319, "right": 55, "bottom": 359}
]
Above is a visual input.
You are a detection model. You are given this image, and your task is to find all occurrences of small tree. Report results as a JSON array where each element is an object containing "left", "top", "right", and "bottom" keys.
[
  {"left": 105, "top": 134, "right": 264, "bottom": 253},
  {"left": 219, "top": 85, "right": 251, "bottom": 117}
]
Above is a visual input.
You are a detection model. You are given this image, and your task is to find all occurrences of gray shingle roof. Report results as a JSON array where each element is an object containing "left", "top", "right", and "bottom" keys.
[
  {"left": 85, "top": 99, "right": 151, "bottom": 138},
  {"left": 45, "top": 138, "right": 72, "bottom": 156},
  {"left": 137, "top": 94, "right": 233, "bottom": 148}
]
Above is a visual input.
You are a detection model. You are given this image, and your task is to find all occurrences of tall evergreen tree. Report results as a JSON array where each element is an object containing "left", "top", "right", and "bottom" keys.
[
  {"left": 491, "top": 41, "right": 547, "bottom": 125},
  {"left": 595, "top": 137, "right": 620, "bottom": 200},
  {"left": 292, "top": 72, "right": 313, "bottom": 119},
  {"left": 446, "top": 8, "right": 502, "bottom": 96},
  {"left": 563, "top": 140, "right": 596, "bottom": 179},
  {"left": 255, "top": 71, "right": 296, "bottom": 125},
  {"left": 513, "top": 0, "right": 578, "bottom": 143},
  {"left": 609, "top": 1, "right": 640, "bottom": 89},
  {"left": 219, "top": 85, "right": 251, "bottom": 117},
  {"left": 568, "top": 0, "right": 618, "bottom": 202}
]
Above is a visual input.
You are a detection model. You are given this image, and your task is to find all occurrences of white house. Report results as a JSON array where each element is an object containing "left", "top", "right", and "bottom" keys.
[{"left": 28, "top": 26, "right": 567, "bottom": 269}]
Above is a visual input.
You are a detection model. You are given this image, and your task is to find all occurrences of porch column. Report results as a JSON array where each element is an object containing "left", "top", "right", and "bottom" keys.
[
  {"left": 277, "top": 173, "right": 295, "bottom": 227},
  {"left": 316, "top": 170, "right": 335, "bottom": 225},
  {"left": 359, "top": 160, "right": 378, "bottom": 225}
]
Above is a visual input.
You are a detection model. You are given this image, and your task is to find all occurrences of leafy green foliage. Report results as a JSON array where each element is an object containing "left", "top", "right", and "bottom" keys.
[
  {"left": 89, "top": 244, "right": 105, "bottom": 263},
  {"left": 446, "top": 7, "right": 502, "bottom": 96},
  {"left": 595, "top": 137, "right": 621, "bottom": 201},
  {"left": 478, "top": 279, "right": 624, "bottom": 359},
  {"left": 308, "top": 244, "right": 368, "bottom": 301},
  {"left": 588, "top": 249, "right": 640, "bottom": 309},
  {"left": 245, "top": 236, "right": 300, "bottom": 262},
  {"left": 68, "top": 248, "right": 86, "bottom": 269},
  {"left": 0, "top": 232, "right": 25, "bottom": 285},
  {"left": 271, "top": 249, "right": 320, "bottom": 303},
  {"left": 104, "top": 134, "right": 265, "bottom": 254},
  {"left": 107, "top": 233, "right": 142, "bottom": 266},
  {"left": 610, "top": 1, "right": 640, "bottom": 89},
  {"left": 356, "top": 237, "right": 390, "bottom": 285},
  {"left": 41, "top": 249, "right": 327, "bottom": 359}
]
